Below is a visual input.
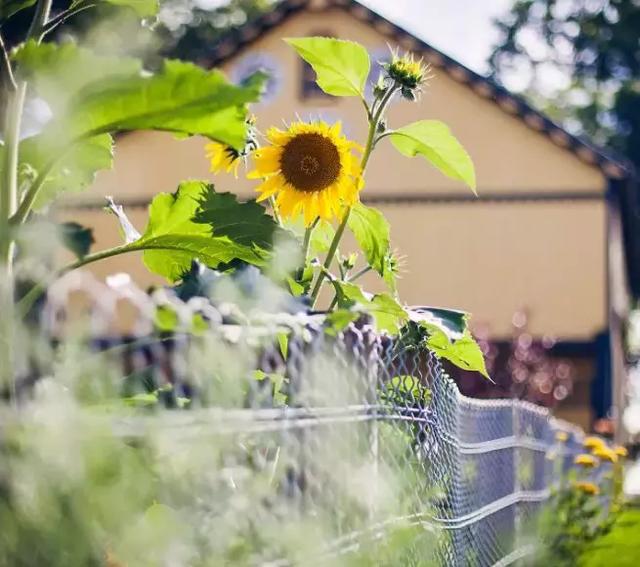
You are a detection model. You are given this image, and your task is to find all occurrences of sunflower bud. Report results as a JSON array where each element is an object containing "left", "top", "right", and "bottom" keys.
[{"left": 384, "top": 50, "right": 430, "bottom": 96}]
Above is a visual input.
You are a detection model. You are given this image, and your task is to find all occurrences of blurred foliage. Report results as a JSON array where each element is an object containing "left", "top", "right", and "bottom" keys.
[
  {"left": 490, "top": 0, "right": 640, "bottom": 168},
  {"left": 579, "top": 507, "right": 640, "bottom": 566},
  {"left": 1, "top": 0, "right": 276, "bottom": 62}
]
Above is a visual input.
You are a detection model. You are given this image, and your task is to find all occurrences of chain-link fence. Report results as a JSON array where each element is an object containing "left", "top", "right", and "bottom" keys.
[{"left": 27, "top": 273, "right": 599, "bottom": 566}]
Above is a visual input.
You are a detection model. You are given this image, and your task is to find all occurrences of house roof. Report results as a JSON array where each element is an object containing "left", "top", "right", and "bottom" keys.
[{"left": 200, "top": 0, "right": 634, "bottom": 181}]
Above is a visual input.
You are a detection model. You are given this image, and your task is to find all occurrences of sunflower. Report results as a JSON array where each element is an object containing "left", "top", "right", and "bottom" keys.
[
  {"left": 614, "top": 445, "right": 628, "bottom": 458},
  {"left": 573, "top": 481, "right": 600, "bottom": 496},
  {"left": 249, "top": 121, "right": 363, "bottom": 226},
  {"left": 574, "top": 454, "right": 598, "bottom": 468},
  {"left": 206, "top": 141, "right": 243, "bottom": 177},
  {"left": 583, "top": 436, "right": 605, "bottom": 451},
  {"left": 593, "top": 446, "right": 618, "bottom": 463}
]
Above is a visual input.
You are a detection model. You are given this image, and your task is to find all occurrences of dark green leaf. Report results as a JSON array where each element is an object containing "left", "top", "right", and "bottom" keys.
[
  {"left": 285, "top": 37, "right": 370, "bottom": 97},
  {"left": 390, "top": 120, "right": 476, "bottom": 193},
  {"left": 132, "top": 181, "right": 277, "bottom": 281},
  {"left": 0, "top": 0, "right": 36, "bottom": 21},
  {"left": 59, "top": 222, "right": 94, "bottom": 260}
]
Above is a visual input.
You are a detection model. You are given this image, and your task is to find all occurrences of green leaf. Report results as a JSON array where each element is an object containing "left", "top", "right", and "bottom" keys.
[
  {"left": 59, "top": 222, "right": 94, "bottom": 260},
  {"left": 133, "top": 181, "right": 278, "bottom": 281},
  {"left": 426, "top": 327, "right": 489, "bottom": 379},
  {"left": 0, "top": 0, "right": 36, "bottom": 21},
  {"left": 285, "top": 37, "right": 370, "bottom": 97},
  {"left": 277, "top": 331, "right": 289, "bottom": 360},
  {"left": 324, "top": 309, "right": 360, "bottom": 336},
  {"left": 16, "top": 42, "right": 265, "bottom": 149},
  {"left": 347, "top": 202, "right": 391, "bottom": 276},
  {"left": 332, "top": 281, "right": 408, "bottom": 335},
  {"left": 193, "top": 190, "right": 281, "bottom": 250},
  {"left": 410, "top": 306, "right": 468, "bottom": 341},
  {"left": 390, "top": 120, "right": 476, "bottom": 193},
  {"left": 20, "top": 134, "right": 114, "bottom": 209},
  {"left": 154, "top": 306, "right": 178, "bottom": 332}
]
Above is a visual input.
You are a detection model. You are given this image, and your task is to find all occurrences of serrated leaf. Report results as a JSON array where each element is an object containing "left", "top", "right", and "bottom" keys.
[
  {"left": 426, "top": 327, "right": 489, "bottom": 379},
  {"left": 347, "top": 202, "right": 390, "bottom": 276},
  {"left": 285, "top": 37, "right": 370, "bottom": 97},
  {"left": 193, "top": 190, "right": 280, "bottom": 250},
  {"left": 20, "top": 134, "right": 114, "bottom": 209},
  {"left": 390, "top": 120, "right": 476, "bottom": 193},
  {"left": 16, "top": 42, "right": 265, "bottom": 149},
  {"left": 332, "top": 281, "right": 408, "bottom": 335},
  {"left": 134, "top": 181, "right": 278, "bottom": 281},
  {"left": 59, "top": 222, "right": 94, "bottom": 260},
  {"left": 324, "top": 309, "right": 359, "bottom": 336}
]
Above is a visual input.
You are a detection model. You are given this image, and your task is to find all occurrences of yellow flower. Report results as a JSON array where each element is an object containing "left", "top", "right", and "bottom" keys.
[
  {"left": 574, "top": 454, "right": 598, "bottom": 468},
  {"left": 573, "top": 481, "right": 600, "bottom": 496},
  {"left": 206, "top": 141, "right": 243, "bottom": 177},
  {"left": 384, "top": 50, "right": 431, "bottom": 95},
  {"left": 614, "top": 445, "right": 628, "bottom": 458},
  {"left": 249, "top": 121, "right": 362, "bottom": 226},
  {"left": 593, "top": 446, "right": 618, "bottom": 463},
  {"left": 555, "top": 431, "right": 569, "bottom": 443},
  {"left": 583, "top": 436, "right": 605, "bottom": 451}
]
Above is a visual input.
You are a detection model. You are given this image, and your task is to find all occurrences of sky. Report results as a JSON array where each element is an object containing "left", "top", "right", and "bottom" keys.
[{"left": 360, "top": 0, "right": 513, "bottom": 74}]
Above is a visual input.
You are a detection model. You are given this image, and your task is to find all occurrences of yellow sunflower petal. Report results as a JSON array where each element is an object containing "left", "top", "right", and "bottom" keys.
[{"left": 255, "top": 175, "right": 282, "bottom": 202}]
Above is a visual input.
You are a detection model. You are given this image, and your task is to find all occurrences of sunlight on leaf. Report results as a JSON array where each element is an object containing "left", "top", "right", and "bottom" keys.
[
  {"left": 348, "top": 202, "right": 391, "bottom": 277},
  {"left": 285, "top": 37, "right": 370, "bottom": 97},
  {"left": 390, "top": 120, "right": 476, "bottom": 193}
]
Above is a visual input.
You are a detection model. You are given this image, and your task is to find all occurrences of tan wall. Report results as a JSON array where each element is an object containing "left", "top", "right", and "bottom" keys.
[{"left": 59, "top": 7, "right": 610, "bottom": 339}]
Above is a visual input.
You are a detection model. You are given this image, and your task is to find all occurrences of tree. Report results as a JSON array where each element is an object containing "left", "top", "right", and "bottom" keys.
[{"left": 489, "top": 0, "right": 640, "bottom": 169}]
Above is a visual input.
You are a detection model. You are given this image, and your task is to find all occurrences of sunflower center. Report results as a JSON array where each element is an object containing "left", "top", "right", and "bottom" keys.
[{"left": 280, "top": 133, "right": 341, "bottom": 192}]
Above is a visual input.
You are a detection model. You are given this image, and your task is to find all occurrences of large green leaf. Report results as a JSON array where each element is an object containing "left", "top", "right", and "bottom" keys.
[
  {"left": 347, "top": 202, "right": 390, "bottom": 276},
  {"left": 332, "top": 281, "right": 408, "bottom": 335},
  {"left": 194, "top": 190, "right": 280, "bottom": 250},
  {"left": 14, "top": 40, "right": 142, "bottom": 113},
  {"left": 0, "top": 0, "right": 36, "bottom": 21},
  {"left": 390, "top": 120, "right": 476, "bottom": 193},
  {"left": 285, "top": 37, "right": 370, "bottom": 97},
  {"left": 19, "top": 134, "right": 113, "bottom": 209},
  {"left": 133, "top": 181, "right": 278, "bottom": 281},
  {"left": 16, "top": 42, "right": 266, "bottom": 149}
]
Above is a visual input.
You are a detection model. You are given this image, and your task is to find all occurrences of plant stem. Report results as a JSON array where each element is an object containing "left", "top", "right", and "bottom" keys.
[
  {"left": 28, "top": 0, "right": 53, "bottom": 42},
  {"left": 0, "top": 33, "right": 17, "bottom": 92},
  {"left": 308, "top": 86, "right": 398, "bottom": 308},
  {"left": 348, "top": 265, "right": 372, "bottom": 283},
  {"left": 43, "top": 2, "right": 98, "bottom": 35},
  {"left": 269, "top": 196, "right": 282, "bottom": 226}
]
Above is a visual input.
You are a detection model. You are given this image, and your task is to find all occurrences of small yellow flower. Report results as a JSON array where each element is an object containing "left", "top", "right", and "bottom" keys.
[
  {"left": 248, "top": 121, "right": 363, "bottom": 226},
  {"left": 573, "top": 481, "right": 600, "bottom": 496},
  {"left": 205, "top": 141, "right": 243, "bottom": 177},
  {"left": 593, "top": 446, "right": 618, "bottom": 463},
  {"left": 583, "top": 436, "right": 605, "bottom": 451},
  {"left": 385, "top": 50, "right": 430, "bottom": 92},
  {"left": 574, "top": 454, "right": 598, "bottom": 468},
  {"left": 555, "top": 431, "right": 569, "bottom": 443},
  {"left": 614, "top": 445, "right": 628, "bottom": 458}
]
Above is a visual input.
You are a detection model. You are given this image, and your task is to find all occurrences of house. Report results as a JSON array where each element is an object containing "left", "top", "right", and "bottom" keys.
[{"left": 58, "top": 0, "right": 638, "bottom": 431}]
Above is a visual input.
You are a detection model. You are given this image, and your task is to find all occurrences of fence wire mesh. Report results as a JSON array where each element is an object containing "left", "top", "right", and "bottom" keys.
[{"left": 21, "top": 273, "right": 601, "bottom": 566}]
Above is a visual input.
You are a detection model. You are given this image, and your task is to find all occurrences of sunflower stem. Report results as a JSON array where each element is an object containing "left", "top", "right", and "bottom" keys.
[
  {"left": 296, "top": 216, "right": 319, "bottom": 281},
  {"left": 309, "top": 85, "right": 398, "bottom": 309}
]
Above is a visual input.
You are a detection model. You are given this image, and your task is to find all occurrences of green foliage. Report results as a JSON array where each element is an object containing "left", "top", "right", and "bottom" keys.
[
  {"left": 0, "top": 0, "right": 36, "bottom": 21},
  {"left": 347, "top": 202, "right": 391, "bottom": 279},
  {"left": 137, "top": 181, "right": 278, "bottom": 281},
  {"left": 390, "top": 120, "right": 476, "bottom": 193},
  {"left": 332, "top": 281, "right": 408, "bottom": 334},
  {"left": 579, "top": 508, "right": 640, "bottom": 567},
  {"left": 285, "top": 37, "right": 370, "bottom": 97},
  {"left": 59, "top": 222, "right": 94, "bottom": 260},
  {"left": 90, "top": 0, "right": 158, "bottom": 17},
  {"left": 19, "top": 133, "right": 114, "bottom": 209}
]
